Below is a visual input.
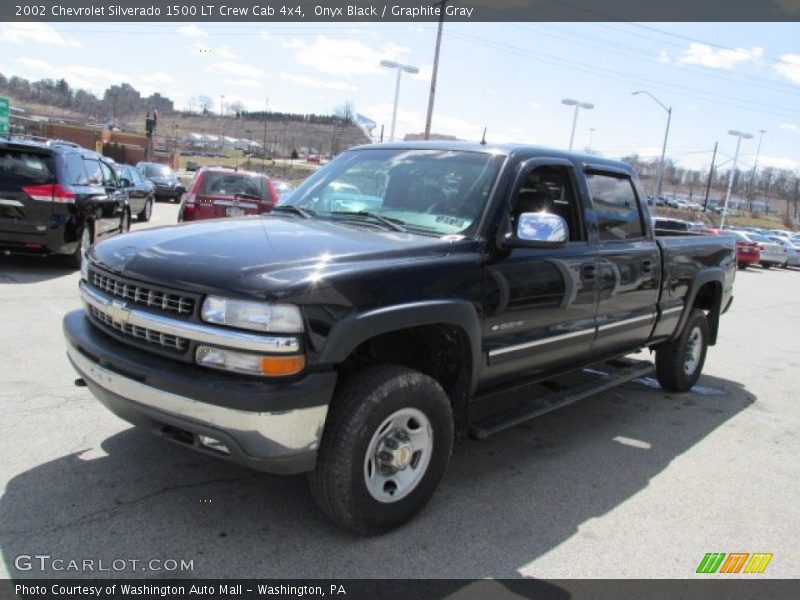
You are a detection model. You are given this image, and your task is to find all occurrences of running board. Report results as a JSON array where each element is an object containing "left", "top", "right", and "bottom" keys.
[{"left": 468, "top": 358, "right": 654, "bottom": 440}]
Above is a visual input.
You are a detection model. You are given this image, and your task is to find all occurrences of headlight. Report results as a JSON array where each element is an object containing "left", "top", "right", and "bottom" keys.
[
  {"left": 80, "top": 254, "right": 90, "bottom": 282},
  {"left": 201, "top": 296, "right": 304, "bottom": 333}
]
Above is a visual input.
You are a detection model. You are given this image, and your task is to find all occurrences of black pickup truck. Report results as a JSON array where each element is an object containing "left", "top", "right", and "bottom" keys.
[{"left": 64, "top": 142, "right": 735, "bottom": 533}]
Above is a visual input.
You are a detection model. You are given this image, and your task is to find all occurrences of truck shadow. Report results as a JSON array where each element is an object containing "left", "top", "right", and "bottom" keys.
[{"left": 0, "top": 374, "right": 754, "bottom": 579}]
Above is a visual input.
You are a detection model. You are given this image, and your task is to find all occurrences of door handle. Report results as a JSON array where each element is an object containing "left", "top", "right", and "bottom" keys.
[
  {"left": 641, "top": 260, "right": 653, "bottom": 274},
  {"left": 581, "top": 263, "right": 596, "bottom": 280}
]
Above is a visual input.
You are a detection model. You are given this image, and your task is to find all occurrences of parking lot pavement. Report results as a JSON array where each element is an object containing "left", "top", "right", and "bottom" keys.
[{"left": 1, "top": 211, "right": 798, "bottom": 579}]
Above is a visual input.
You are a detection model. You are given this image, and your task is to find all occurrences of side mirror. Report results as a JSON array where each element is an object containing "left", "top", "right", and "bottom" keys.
[
  {"left": 119, "top": 178, "right": 132, "bottom": 188},
  {"left": 505, "top": 212, "right": 569, "bottom": 248}
]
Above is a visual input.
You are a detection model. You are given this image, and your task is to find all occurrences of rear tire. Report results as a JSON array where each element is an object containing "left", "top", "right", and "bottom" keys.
[
  {"left": 138, "top": 197, "right": 153, "bottom": 222},
  {"left": 738, "top": 262, "right": 747, "bottom": 270},
  {"left": 309, "top": 365, "right": 453, "bottom": 534},
  {"left": 761, "top": 262, "right": 771, "bottom": 270},
  {"left": 64, "top": 222, "right": 92, "bottom": 269},
  {"left": 655, "top": 309, "right": 709, "bottom": 393}
]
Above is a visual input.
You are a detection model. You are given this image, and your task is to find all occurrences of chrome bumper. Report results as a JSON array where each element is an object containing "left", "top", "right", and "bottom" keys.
[{"left": 67, "top": 343, "right": 328, "bottom": 473}]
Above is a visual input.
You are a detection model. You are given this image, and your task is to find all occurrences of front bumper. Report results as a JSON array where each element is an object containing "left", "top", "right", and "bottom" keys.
[{"left": 64, "top": 310, "right": 336, "bottom": 474}]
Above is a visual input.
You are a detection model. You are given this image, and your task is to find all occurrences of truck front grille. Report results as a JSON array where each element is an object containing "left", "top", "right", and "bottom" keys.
[
  {"left": 91, "top": 271, "right": 195, "bottom": 316},
  {"left": 88, "top": 305, "right": 189, "bottom": 352}
]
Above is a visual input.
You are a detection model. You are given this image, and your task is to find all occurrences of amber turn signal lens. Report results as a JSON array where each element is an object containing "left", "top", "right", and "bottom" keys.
[{"left": 260, "top": 355, "right": 306, "bottom": 376}]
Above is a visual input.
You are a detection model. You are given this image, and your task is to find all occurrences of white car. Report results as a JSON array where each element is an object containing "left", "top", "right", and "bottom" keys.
[
  {"left": 770, "top": 237, "right": 800, "bottom": 267},
  {"left": 745, "top": 233, "right": 788, "bottom": 268}
]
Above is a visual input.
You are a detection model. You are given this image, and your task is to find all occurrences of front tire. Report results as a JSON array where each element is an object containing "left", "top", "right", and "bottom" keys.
[
  {"left": 309, "top": 365, "right": 453, "bottom": 534},
  {"left": 655, "top": 309, "right": 709, "bottom": 392}
]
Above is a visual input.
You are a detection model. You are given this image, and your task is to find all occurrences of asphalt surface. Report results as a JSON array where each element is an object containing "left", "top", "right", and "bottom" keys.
[{"left": 1, "top": 204, "right": 798, "bottom": 579}]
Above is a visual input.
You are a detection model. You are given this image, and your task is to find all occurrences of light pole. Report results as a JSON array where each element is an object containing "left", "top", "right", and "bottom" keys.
[
  {"left": 720, "top": 129, "right": 753, "bottom": 229},
  {"left": 218, "top": 94, "right": 225, "bottom": 156},
  {"left": 748, "top": 129, "right": 766, "bottom": 205},
  {"left": 632, "top": 90, "right": 672, "bottom": 201},
  {"left": 380, "top": 60, "right": 419, "bottom": 142},
  {"left": 561, "top": 98, "right": 593, "bottom": 151}
]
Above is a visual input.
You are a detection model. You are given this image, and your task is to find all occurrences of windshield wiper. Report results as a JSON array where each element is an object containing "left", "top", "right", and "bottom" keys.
[
  {"left": 331, "top": 211, "right": 406, "bottom": 232},
  {"left": 271, "top": 205, "right": 315, "bottom": 219}
]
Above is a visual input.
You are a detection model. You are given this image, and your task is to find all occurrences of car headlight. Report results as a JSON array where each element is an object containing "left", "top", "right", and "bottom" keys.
[
  {"left": 201, "top": 296, "right": 304, "bottom": 333},
  {"left": 80, "top": 253, "right": 90, "bottom": 282}
]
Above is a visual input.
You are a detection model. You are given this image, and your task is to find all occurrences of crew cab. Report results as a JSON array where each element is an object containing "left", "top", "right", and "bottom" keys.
[
  {"left": 63, "top": 142, "right": 735, "bottom": 533},
  {"left": 1, "top": 138, "right": 131, "bottom": 266}
]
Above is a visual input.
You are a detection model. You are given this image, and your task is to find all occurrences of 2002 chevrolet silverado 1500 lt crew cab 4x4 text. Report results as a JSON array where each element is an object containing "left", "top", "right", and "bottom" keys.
[{"left": 64, "top": 142, "right": 735, "bottom": 533}]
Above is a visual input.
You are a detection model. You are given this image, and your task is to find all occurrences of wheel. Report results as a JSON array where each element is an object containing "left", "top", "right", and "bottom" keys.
[
  {"left": 64, "top": 222, "right": 93, "bottom": 269},
  {"left": 761, "top": 262, "right": 771, "bottom": 270},
  {"left": 138, "top": 197, "right": 153, "bottom": 222},
  {"left": 119, "top": 209, "right": 131, "bottom": 233},
  {"left": 309, "top": 364, "right": 453, "bottom": 534},
  {"left": 738, "top": 262, "right": 747, "bottom": 270},
  {"left": 655, "top": 309, "right": 709, "bottom": 393}
]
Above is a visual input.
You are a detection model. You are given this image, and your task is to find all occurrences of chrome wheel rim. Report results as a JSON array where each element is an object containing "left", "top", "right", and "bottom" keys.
[
  {"left": 364, "top": 408, "right": 433, "bottom": 503},
  {"left": 684, "top": 326, "right": 703, "bottom": 375}
]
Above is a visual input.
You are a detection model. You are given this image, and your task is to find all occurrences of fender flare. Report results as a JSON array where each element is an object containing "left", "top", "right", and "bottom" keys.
[
  {"left": 317, "top": 300, "right": 483, "bottom": 393},
  {"left": 672, "top": 267, "right": 724, "bottom": 344}
]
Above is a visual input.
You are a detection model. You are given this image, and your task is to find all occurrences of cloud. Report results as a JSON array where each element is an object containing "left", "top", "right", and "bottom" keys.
[
  {"left": 206, "top": 60, "right": 264, "bottom": 80},
  {"left": 361, "top": 103, "right": 478, "bottom": 140},
  {"left": 193, "top": 43, "right": 239, "bottom": 59},
  {"left": 290, "top": 36, "right": 412, "bottom": 76},
  {"left": 13, "top": 58, "right": 124, "bottom": 94},
  {"left": 757, "top": 155, "right": 799, "bottom": 170},
  {"left": 279, "top": 72, "right": 357, "bottom": 91},
  {"left": 658, "top": 50, "right": 672, "bottom": 64},
  {"left": 678, "top": 43, "right": 763, "bottom": 70},
  {"left": 529, "top": 101, "right": 542, "bottom": 110},
  {"left": 223, "top": 78, "right": 264, "bottom": 89},
  {"left": 177, "top": 25, "right": 206, "bottom": 38},
  {"left": 411, "top": 64, "right": 433, "bottom": 82},
  {"left": 774, "top": 54, "right": 800, "bottom": 84},
  {"left": 0, "top": 23, "right": 82, "bottom": 47},
  {"left": 780, "top": 123, "right": 800, "bottom": 134},
  {"left": 137, "top": 72, "right": 175, "bottom": 95}
]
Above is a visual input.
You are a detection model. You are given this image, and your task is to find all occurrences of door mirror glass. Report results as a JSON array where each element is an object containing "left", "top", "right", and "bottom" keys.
[
  {"left": 119, "top": 177, "right": 132, "bottom": 188},
  {"left": 515, "top": 212, "right": 569, "bottom": 245}
]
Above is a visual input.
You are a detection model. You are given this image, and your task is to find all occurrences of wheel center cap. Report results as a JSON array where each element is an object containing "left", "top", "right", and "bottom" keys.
[{"left": 393, "top": 444, "right": 413, "bottom": 469}]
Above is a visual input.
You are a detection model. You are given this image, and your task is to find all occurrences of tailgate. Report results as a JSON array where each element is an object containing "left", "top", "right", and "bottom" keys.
[
  {"left": 0, "top": 145, "right": 57, "bottom": 236},
  {"left": 198, "top": 195, "right": 269, "bottom": 218}
]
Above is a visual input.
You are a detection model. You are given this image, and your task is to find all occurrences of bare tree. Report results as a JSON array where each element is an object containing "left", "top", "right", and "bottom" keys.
[
  {"left": 334, "top": 101, "right": 355, "bottom": 124},
  {"left": 195, "top": 95, "right": 213, "bottom": 114}
]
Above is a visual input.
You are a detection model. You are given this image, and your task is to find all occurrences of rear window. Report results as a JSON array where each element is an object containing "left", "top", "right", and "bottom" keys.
[
  {"left": 0, "top": 149, "right": 56, "bottom": 186},
  {"left": 199, "top": 172, "right": 271, "bottom": 200},
  {"left": 142, "top": 164, "right": 174, "bottom": 178}
]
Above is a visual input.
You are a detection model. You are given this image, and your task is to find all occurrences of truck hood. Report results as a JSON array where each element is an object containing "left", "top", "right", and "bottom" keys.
[{"left": 89, "top": 215, "right": 457, "bottom": 300}]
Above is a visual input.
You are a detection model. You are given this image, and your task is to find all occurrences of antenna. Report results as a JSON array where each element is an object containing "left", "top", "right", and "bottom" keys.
[{"left": 480, "top": 127, "right": 487, "bottom": 145}]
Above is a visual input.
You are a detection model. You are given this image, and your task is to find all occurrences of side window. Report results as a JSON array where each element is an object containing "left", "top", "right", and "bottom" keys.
[
  {"left": 586, "top": 173, "right": 645, "bottom": 241},
  {"left": 63, "top": 153, "right": 89, "bottom": 185},
  {"left": 83, "top": 159, "right": 103, "bottom": 186},
  {"left": 512, "top": 165, "right": 584, "bottom": 242},
  {"left": 99, "top": 161, "right": 117, "bottom": 187}
]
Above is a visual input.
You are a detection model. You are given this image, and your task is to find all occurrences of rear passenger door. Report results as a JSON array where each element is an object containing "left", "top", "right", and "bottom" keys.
[{"left": 585, "top": 168, "right": 660, "bottom": 357}]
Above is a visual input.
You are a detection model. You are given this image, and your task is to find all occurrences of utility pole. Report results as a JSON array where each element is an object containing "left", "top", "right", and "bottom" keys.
[
  {"left": 748, "top": 129, "right": 766, "bottom": 207},
  {"left": 424, "top": 0, "right": 449, "bottom": 140},
  {"left": 703, "top": 141, "right": 718, "bottom": 213}
]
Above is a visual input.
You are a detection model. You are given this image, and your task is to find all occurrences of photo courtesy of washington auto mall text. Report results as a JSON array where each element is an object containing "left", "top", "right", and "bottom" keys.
[{"left": 1, "top": 0, "right": 799, "bottom": 598}]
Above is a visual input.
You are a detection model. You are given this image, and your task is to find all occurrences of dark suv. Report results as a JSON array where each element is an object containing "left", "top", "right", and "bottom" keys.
[{"left": 0, "top": 138, "right": 131, "bottom": 267}]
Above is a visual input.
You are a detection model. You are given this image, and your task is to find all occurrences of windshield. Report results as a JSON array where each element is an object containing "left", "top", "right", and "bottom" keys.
[
  {"left": 282, "top": 148, "right": 505, "bottom": 235},
  {"left": 142, "top": 164, "right": 174, "bottom": 178}
]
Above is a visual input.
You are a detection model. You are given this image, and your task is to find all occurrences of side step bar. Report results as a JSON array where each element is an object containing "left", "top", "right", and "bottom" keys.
[{"left": 468, "top": 358, "right": 654, "bottom": 440}]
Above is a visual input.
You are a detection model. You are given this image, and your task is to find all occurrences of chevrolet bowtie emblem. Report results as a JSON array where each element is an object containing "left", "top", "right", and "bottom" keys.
[{"left": 107, "top": 300, "right": 131, "bottom": 324}]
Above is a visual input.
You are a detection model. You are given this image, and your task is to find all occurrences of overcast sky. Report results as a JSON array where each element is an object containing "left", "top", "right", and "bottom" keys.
[{"left": 1, "top": 21, "right": 799, "bottom": 172}]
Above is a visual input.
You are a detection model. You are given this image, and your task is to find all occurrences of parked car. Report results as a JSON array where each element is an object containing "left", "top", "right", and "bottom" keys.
[
  {"left": 136, "top": 161, "right": 184, "bottom": 202},
  {"left": 0, "top": 138, "right": 131, "bottom": 267},
  {"left": 185, "top": 160, "right": 201, "bottom": 172},
  {"left": 178, "top": 166, "right": 278, "bottom": 222},
  {"left": 653, "top": 217, "right": 694, "bottom": 232},
  {"left": 743, "top": 232, "right": 788, "bottom": 268},
  {"left": 114, "top": 164, "right": 154, "bottom": 222},
  {"left": 769, "top": 236, "right": 800, "bottom": 267},
  {"left": 65, "top": 142, "right": 736, "bottom": 533},
  {"left": 715, "top": 230, "right": 761, "bottom": 270}
]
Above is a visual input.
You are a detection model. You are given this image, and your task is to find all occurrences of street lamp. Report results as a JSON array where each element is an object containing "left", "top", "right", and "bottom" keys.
[
  {"left": 561, "top": 98, "right": 594, "bottom": 150},
  {"left": 632, "top": 90, "right": 672, "bottom": 201},
  {"left": 380, "top": 60, "right": 419, "bottom": 142},
  {"left": 720, "top": 129, "right": 753, "bottom": 229}
]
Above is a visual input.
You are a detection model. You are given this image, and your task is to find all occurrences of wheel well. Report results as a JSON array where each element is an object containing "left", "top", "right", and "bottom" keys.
[
  {"left": 692, "top": 280, "right": 722, "bottom": 345},
  {"left": 336, "top": 324, "right": 472, "bottom": 432}
]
